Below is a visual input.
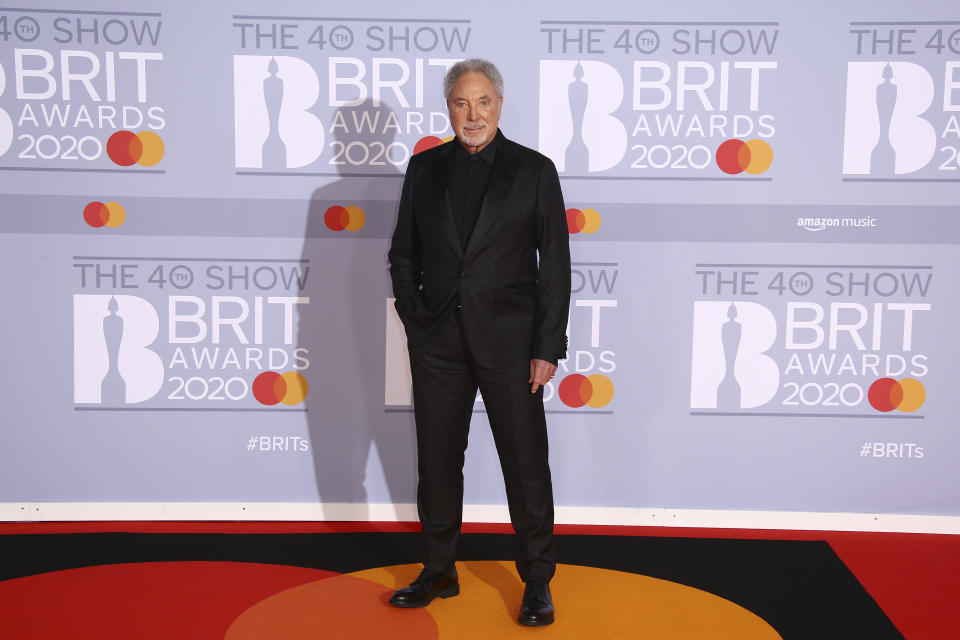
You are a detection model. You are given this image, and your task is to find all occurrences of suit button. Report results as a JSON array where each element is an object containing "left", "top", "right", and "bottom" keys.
[{"left": 460, "top": 271, "right": 467, "bottom": 278}]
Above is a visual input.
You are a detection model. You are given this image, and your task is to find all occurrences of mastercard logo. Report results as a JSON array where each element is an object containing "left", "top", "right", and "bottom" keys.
[
  {"left": 413, "top": 135, "right": 455, "bottom": 154},
  {"left": 83, "top": 201, "right": 126, "bottom": 228},
  {"left": 324, "top": 205, "right": 366, "bottom": 231},
  {"left": 566, "top": 208, "right": 601, "bottom": 234},
  {"left": 868, "top": 377, "right": 925, "bottom": 413},
  {"left": 558, "top": 373, "right": 614, "bottom": 408},
  {"left": 252, "top": 371, "right": 309, "bottom": 406},
  {"left": 106, "top": 130, "right": 165, "bottom": 167},
  {"left": 715, "top": 139, "right": 773, "bottom": 175}
]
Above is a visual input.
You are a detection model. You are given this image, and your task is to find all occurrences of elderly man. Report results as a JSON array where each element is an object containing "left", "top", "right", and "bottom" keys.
[{"left": 387, "top": 58, "right": 570, "bottom": 626}]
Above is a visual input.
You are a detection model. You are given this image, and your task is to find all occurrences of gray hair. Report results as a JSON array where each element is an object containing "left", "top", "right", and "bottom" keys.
[{"left": 443, "top": 58, "right": 504, "bottom": 101}]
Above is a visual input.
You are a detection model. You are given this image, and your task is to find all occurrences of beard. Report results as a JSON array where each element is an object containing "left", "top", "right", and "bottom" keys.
[{"left": 458, "top": 122, "right": 490, "bottom": 147}]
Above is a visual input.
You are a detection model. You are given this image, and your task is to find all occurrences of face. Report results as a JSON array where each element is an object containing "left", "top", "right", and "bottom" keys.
[{"left": 447, "top": 71, "right": 502, "bottom": 152}]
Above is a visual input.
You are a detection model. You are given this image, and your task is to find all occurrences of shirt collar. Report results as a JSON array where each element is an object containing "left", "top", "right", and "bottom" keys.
[{"left": 454, "top": 129, "right": 498, "bottom": 165}]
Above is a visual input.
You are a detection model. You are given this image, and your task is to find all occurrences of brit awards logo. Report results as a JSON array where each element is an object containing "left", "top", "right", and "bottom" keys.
[
  {"left": 690, "top": 302, "right": 778, "bottom": 410},
  {"left": 842, "top": 21, "right": 960, "bottom": 180},
  {"left": 231, "top": 16, "right": 472, "bottom": 175},
  {"left": 539, "top": 60, "right": 627, "bottom": 173},
  {"left": 234, "top": 56, "right": 325, "bottom": 169},
  {"left": 384, "top": 260, "right": 619, "bottom": 412},
  {"left": 0, "top": 7, "right": 166, "bottom": 171},
  {"left": 537, "top": 21, "right": 780, "bottom": 179},
  {"left": 74, "top": 295, "right": 164, "bottom": 404},
  {"left": 72, "top": 258, "right": 312, "bottom": 409},
  {"left": 689, "top": 265, "right": 932, "bottom": 417},
  {"left": 0, "top": 69, "right": 11, "bottom": 157},
  {"left": 842, "top": 62, "right": 937, "bottom": 176}
]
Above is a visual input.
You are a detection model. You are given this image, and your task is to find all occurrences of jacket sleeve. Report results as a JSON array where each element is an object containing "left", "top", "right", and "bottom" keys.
[
  {"left": 531, "top": 157, "right": 571, "bottom": 365},
  {"left": 388, "top": 155, "right": 423, "bottom": 319}
]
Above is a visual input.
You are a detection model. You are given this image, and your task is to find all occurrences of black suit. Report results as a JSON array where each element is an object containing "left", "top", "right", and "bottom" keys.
[
  {"left": 389, "top": 130, "right": 571, "bottom": 582},
  {"left": 389, "top": 130, "right": 570, "bottom": 367}
]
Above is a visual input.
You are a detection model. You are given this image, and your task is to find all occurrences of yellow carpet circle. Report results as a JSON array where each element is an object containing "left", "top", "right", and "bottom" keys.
[
  {"left": 224, "top": 572, "right": 438, "bottom": 639},
  {"left": 350, "top": 561, "right": 782, "bottom": 639}
]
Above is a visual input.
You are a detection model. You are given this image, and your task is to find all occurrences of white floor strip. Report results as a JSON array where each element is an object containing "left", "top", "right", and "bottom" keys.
[{"left": 3, "top": 502, "right": 959, "bottom": 534}]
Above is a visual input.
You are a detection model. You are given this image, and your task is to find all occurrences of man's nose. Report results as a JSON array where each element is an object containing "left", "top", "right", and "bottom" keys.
[{"left": 467, "top": 103, "right": 478, "bottom": 120}]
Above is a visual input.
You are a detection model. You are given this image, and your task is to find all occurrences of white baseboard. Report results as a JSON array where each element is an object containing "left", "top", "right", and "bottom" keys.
[
  {"left": 3, "top": 502, "right": 959, "bottom": 534},
  {"left": 661, "top": 508, "right": 960, "bottom": 534},
  {"left": 0, "top": 503, "right": 29, "bottom": 521}
]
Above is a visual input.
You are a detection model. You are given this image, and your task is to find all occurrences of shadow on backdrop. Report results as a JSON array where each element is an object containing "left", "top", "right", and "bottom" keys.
[{"left": 297, "top": 100, "right": 418, "bottom": 522}]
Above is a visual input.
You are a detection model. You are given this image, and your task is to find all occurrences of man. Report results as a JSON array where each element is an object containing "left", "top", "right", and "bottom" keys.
[{"left": 387, "top": 58, "right": 570, "bottom": 627}]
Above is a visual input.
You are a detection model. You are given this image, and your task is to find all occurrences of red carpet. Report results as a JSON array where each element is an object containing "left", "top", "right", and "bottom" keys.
[
  {"left": 0, "top": 562, "right": 336, "bottom": 639},
  {"left": 1, "top": 521, "right": 956, "bottom": 639}
]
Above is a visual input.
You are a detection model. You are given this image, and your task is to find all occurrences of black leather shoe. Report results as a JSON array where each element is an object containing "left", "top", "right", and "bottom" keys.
[
  {"left": 518, "top": 581, "right": 554, "bottom": 626},
  {"left": 388, "top": 568, "right": 459, "bottom": 607}
]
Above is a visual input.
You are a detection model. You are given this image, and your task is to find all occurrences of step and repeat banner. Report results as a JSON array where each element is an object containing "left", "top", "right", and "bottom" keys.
[{"left": 1, "top": 0, "right": 958, "bottom": 520}]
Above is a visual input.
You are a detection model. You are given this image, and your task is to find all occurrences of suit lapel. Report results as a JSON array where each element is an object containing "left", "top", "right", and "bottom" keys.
[
  {"left": 429, "top": 142, "right": 462, "bottom": 257},
  {"left": 464, "top": 133, "right": 520, "bottom": 258}
]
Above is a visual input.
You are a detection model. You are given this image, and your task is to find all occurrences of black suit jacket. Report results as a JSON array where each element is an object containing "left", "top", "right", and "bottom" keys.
[{"left": 388, "top": 130, "right": 571, "bottom": 368}]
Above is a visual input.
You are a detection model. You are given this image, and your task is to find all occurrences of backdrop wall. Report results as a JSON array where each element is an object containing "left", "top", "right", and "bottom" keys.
[{"left": 2, "top": 0, "right": 958, "bottom": 530}]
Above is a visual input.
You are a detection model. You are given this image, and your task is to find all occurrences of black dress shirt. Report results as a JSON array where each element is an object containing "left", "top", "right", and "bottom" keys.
[{"left": 448, "top": 136, "right": 496, "bottom": 249}]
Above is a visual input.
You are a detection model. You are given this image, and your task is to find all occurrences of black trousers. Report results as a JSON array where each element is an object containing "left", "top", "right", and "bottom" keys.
[{"left": 408, "top": 309, "right": 556, "bottom": 583}]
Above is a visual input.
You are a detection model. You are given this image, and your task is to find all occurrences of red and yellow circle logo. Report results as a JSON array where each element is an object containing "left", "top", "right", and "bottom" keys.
[
  {"left": 252, "top": 371, "right": 309, "bottom": 406},
  {"left": 83, "top": 201, "right": 126, "bottom": 228},
  {"left": 868, "top": 377, "right": 925, "bottom": 412},
  {"left": 106, "top": 130, "right": 165, "bottom": 167},
  {"left": 324, "top": 205, "right": 366, "bottom": 231},
  {"left": 558, "top": 373, "right": 614, "bottom": 408},
  {"left": 715, "top": 139, "right": 773, "bottom": 175},
  {"left": 566, "top": 208, "right": 601, "bottom": 234},
  {"left": 413, "top": 135, "right": 455, "bottom": 154}
]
